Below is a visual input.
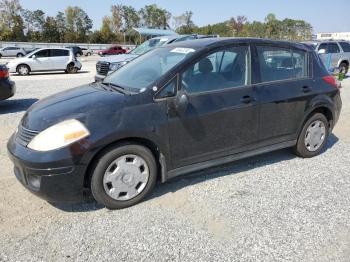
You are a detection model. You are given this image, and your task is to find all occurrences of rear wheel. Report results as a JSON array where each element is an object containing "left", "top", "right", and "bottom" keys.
[
  {"left": 66, "top": 63, "right": 78, "bottom": 74},
  {"left": 339, "top": 62, "right": 349, "bottom": 75},
  {"left": 17, "top": 64, "right": 30, "bottom": 76},
  {"left": 294, "top": 113, "right": 329, "bottom": 158},
  {"left": 16, "top": 53, "right": 24, "bottom": 57},
  {"left": 91, "top": 144, "right": 157, "bottom": 209}
]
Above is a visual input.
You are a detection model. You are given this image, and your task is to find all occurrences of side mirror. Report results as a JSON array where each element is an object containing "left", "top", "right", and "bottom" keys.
[
  {"left": 175, "top": 91, "right": 189, "bottom": 116},
  {"left": 31, "top": 55, "right": 36, "bottom": 59},
  {"left": 318, "top": 49, "right": 326, "bottom": 54}
]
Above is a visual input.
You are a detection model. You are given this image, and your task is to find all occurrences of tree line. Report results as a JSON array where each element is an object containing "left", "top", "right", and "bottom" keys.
[{"left": 0, "top": 0, "right": 313, "bottom": 44}]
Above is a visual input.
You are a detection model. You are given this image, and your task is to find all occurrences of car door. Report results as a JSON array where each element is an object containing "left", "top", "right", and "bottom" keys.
[
  {"left": 167, "top": 45, "right": 260, "bottom": 168},
  {"left": 50, "top": 49, "right": 69, "bottom": 70},
  {"left": 254, "top": 44, "right": 313, "bottom": 145},
  {"left": 28, "top": 49, "right": 51, "bottom": 71}
]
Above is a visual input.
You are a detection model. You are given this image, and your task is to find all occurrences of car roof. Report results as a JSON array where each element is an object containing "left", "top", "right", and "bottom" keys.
[
  {"left": 36, "top": 47, "right": 71, "bottom": 51},
  {"left": 163, "top": 37, "right": 312, "bottom": 51}
]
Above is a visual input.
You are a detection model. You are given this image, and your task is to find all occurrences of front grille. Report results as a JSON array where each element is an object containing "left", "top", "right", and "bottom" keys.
[
  {"left": 96, "top": 61, "right": 110, "bottom": 76},
  {"left": 16, "top": 125, "right": 39, "bottom": 146}
]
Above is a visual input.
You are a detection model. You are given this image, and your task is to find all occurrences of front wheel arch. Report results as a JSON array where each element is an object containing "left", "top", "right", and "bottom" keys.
[
  {"left": 16, "top": 64, "right": 31, "bottom": 75},
  {"left": 83, "top": 137, "right": 166, "bottom": 189}
]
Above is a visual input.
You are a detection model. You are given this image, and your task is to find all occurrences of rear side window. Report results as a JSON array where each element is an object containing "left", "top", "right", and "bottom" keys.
[
  {"left": 51, "top": 49, "right": 69, "bottom": 57},
  {"left": 256, "top": 46, "right": 308, "bottom": 82},
  {"left": 339, "top": 42, "right": 350, "bottom": 52}
]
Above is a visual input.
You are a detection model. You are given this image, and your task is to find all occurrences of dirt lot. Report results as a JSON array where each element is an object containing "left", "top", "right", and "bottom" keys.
[{"left": 0, "top": 56, "right": 350, "bottom": 261}]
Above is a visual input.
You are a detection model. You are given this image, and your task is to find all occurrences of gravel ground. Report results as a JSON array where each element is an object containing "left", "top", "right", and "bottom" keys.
[{"left": 0, "top": 57, "right": 350, "bottom": 262}]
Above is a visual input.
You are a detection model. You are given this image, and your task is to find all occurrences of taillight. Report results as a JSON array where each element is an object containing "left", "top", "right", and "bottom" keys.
[
  {"left": 322, "top": 75, "right": 338, "bottom": 90},
  {"left": 0, "top": 69, "right": 9, "bottom": 78}
]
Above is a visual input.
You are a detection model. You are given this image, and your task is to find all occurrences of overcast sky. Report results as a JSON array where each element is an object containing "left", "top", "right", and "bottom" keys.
[{"left": 20, "top": 0, "right": 349, "bottom": 33}]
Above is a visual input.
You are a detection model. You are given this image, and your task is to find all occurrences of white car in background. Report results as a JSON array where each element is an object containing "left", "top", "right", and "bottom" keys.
[
  {"left": 0, "top": 47, "right": 26, "bottom": 58},
  {"left": 6, "top": 48, "right": 82, "bottom": 76},
  {"left": 81, "top": 48, "right": 93, "bottom": 56}
]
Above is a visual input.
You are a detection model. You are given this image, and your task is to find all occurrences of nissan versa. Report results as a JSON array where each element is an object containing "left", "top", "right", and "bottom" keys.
[{"left": 7, "top": 38, "right": 342, "bottom": 209}]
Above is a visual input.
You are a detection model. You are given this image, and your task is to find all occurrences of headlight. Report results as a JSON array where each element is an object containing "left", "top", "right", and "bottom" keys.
[
  {"left": 109, "top": 61, "right": 127, "bottom": 71},
  {"left": 27, "top": 119, "right": 90, "bottom": 152}
]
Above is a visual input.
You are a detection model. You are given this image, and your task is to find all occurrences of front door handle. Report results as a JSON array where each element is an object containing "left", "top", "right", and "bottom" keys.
[
  {"left": 240, "top": 95, "right": 255, "bottom": 104},
  {"left": 302, "top": 86, "right": 312, "bottom": 93}
]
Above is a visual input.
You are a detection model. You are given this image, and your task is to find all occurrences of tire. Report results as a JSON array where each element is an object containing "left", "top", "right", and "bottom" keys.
[
  {"left": 17, "top": 64, "right": 30, "bottom": 76},
  {"left": 293, "top": 113, "right": 329, "bottom": 158},
  {"left": 91, "top": 144, "right": 157, "bottom": 209},
  {"left": 76, "top": 53, "right": 81, "bottom": 57},
  {"left": 0, "top": 53, "right": 2, "bottom": 59},
  {"left": 66, "top": 63, "right": 78, "bottom": 74},
  {"left": 87, "top": 52, "right": 91, "bottom": 56},
  {"left": 339, "top": 62, "right": 349, "bottom": 75},
  {"left": 17, "top": 53, "right": 24, "bottom": 57}
]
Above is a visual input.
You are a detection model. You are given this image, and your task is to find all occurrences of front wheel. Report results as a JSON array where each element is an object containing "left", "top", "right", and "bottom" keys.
[
  {"left": 17, "top": 53, "right": 24, "bottom": 57},
  {"left": 66, "top": 64, "right": 78, "bottom": 74},
  {"left": 339, "top": 62, "right": 349, "bottom": 75},
  {"left": 17, "top": 64, "right": 30, "bottom": 75},
  {"left": 91, "top": 144, "right": 157, "bottom": 209},
  {"left": 294, "top": 113, "right": 329, "bottom": 158}
]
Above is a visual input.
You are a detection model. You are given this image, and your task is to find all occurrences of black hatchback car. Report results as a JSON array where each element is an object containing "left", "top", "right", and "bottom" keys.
[
  {"left": 8, "top": 38, "right": 342, "bottom": 209},
  {"left": 0, "top": 65, "right": 15, "bottom": 101}
]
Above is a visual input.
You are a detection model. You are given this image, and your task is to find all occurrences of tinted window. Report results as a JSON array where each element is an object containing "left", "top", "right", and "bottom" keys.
[
  {"left": 339, "top": 42, "right": 350, "bottom": 52},
  {"left": 157, "top": 78, "right": 177, "bottom": 98},
  {"left": 34, "top": 49, "right": 50, "bottom": 58},
  {"left": 328, "top": 43, "right": 340, "bottom": 53},
  {"left": 51, "top": 49, "right": 69, "bottom": 57},
  {"left": 318, "top": 43, "right": 328, "bottom": 52},
  {"left": 257, "top": 46, "right": 307, "bottom": 82},
  {"left": 182, "top": 46, "right": 248, "bottom": 93}
]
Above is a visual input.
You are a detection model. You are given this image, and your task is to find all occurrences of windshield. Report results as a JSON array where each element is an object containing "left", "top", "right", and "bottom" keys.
[
  {"left": 130, "top": 38, "right": 170, "bottom": 55},
  {"left": 103, "top": 46, "right": 196, "bottom": 92}
]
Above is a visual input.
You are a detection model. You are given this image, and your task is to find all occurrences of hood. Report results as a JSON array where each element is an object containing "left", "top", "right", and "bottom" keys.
[
  {"left": 8, "top": 57, "right": 27, "bottom": 65},
  {"left": 98, "top": 54, "right": 139, "bottom": 63},
  {"left": 21, "top": 83, "right": 126, "bottom": 131}
]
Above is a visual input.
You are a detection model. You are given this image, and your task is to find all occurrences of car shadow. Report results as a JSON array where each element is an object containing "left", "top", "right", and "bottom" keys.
[
  {"left": 0, "top": 98, "right": 38, "bottom": 114},
  {"left": 51, "top": 134, "right": 340, "bottom": 213}
]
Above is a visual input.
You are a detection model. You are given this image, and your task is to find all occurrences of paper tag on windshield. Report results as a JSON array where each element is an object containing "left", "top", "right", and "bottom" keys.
[{"left": 170, "top": 48, "right": 195, "bottom": 54}]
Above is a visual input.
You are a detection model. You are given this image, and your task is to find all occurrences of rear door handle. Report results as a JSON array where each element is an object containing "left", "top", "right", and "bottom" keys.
[
  {"left": 302, "top": 86, "right": 312, "bottom": 93},
  {"left": 240, "top": 95, "right": 255, "bottom": 104}
]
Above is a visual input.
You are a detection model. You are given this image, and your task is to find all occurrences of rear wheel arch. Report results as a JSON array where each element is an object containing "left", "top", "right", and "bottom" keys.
[
  {"left": 300, "top": 105, "right": 334, "bottom": 134},
  {"left": 83, "top": 137, "right": 166, "bottom": 189}
]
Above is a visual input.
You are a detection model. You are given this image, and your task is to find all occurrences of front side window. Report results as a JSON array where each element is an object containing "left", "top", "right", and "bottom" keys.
[
  {"left": 327, "top": 43, "right": 340, "bottom": 53},
  {"left": 181, "top": 46, "right": 249, "bottom": 94},
  {"left": 257, "top": 46, "right": 308, "bottom": 82},
  {"left": 34, "top": 49, "right": 50, "bottom": 58},
  {"left": 103, "top": 47, "right": 196, "bottom": 92}
]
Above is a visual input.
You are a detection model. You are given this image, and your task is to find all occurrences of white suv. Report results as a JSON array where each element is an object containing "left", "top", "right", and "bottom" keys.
[
  {"left": 6, "top": 48, "right": 82, "bottom": 75},
  {"left": 0, "top": 47, "right": 26, "bottom": 58},
  {"left": 305, "top": 40, "right": 350, "bottom": 74}
]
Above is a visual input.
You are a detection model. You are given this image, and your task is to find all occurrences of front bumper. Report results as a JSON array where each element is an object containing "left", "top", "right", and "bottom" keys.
[
  {"left": 7, "top": 134, "right": 88, "bottom": 203},
  {"left": 0, "top": 79, "right": 16, "bottom": 100}
]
